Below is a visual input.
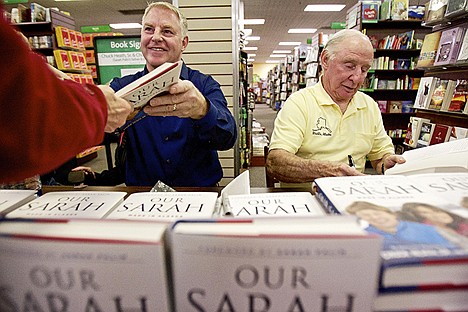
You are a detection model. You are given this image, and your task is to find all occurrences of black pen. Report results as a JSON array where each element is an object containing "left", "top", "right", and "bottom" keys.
[{"left": 348, "top": 155, "right": 355, "bottom": 168}]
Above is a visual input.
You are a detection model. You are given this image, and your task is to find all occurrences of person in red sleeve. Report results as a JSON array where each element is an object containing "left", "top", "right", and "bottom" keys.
[{"left": 0, "top": 6, "right": 132, "bottom": 184}]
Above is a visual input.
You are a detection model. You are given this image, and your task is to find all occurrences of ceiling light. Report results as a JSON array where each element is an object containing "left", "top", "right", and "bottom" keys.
[
  {"left": 239, "top": 19, "right": 265, "bottom": 25},
  {"left": 266, "top": 60, "right": 281, "bottom": 63},
  {"left": 270, "top": 54, "right": 286, "bottom": 58},
  {"left": 279, "top": 42, "right": 302, "bottom": 46},
  {"left": 248, "top": 54, "right": 256, "bottom": 57},
  {"left": 304, "top": 4, "right": 346, "bottom": 12},
  {"left": 247, "top": 59, "right": 255, "bottom": 62},
  {"left": 272, "top": 50, "right": 291, "bottom": 54},
  {"left": 288, "top": 28, "right": 317, "bottom": 33},
  {"left": 243, "top": 47, "right": 258, "bottom": 51},
  {"left": 246, "top": 36, "right": 260, "bottom": 41},
  {"left": 110, "top": 23, "right": 142, "bottom": 29},
  {"left": 242, "top": 29, "right": 253, "bottom": 36}
]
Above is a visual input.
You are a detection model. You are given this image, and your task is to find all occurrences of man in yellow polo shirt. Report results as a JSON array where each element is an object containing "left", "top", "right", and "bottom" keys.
[{"left": 267, "top": 29, "right": 405, "bottom": 187}]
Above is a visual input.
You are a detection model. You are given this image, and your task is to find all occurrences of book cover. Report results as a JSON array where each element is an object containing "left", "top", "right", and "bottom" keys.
[
  {"left": 313, "top": 174, "right": 468, "bottom": 288},
  {"left": 444, "top": 0, "right": 468, "bottom": 17},
  {"left": 0, "top": 190, "right": 36, "bottom": 215},
  {"left": 413, "top": 76, "right": 436, "bottom": 109},
  {"left": 379, "top": 0, "right": 392, "bottom": 20},
  {"left": 426, "top": 0, "right": 448, "bottom": 23},
  {"left": 429, "top": 123, "right": 452, "bottom": 145},
  {"left": 115, "top": 60, "right": 182, "bottom": 108},
  {"left": 428, "top": 78, "right": 450, "bottom": 110},
  {"left": 170, "top": 216, "right": 382, "bottom": 312},
  {"left": 450, "top": 126, "right": 468, "bottom": 141},
  {"left": 447, "top": 79, "right": 468, "bottom": 113},
  {"left": 388, "top": 101, "right": 403, "bottom": 113},
  {"left": 416, "top": 31, "right": 442, "bottom": 68},
  {"left": 439, "top": 79, "right": 457, "bottom": 111},
  {"left": 5, "top": 191, "right": 126, "bottom": 219},
  {"left": 30, "top": 2, "right": 47, "bottom": 22},
  {"left": 0, "top": 218, "right": 170, "bottom": 311},
  {"left": 55, "top": 26, "right": 71, "bottom": 49},
  {"left": 377, "top": 100, "right": 388, "bottom": 113},
  {"left": 434, "top": 26, "right": 466, "bottom": 66},
  {"left": 456, "top": 29, "right": 468, "bottom": 63},
  {"left": 386, "top": 138, "right": 468, "bottom": 175},
  {"left": 416, "top": 121, "right": 436, "bottom": 147},
  {"left": 224, "top": 192, "right": 325, "bottom": 217},
  {"left": 404, "top": 116, "right": 431, "bottom": 147},
  {"left": 361, "top": 1, "right": 380, "bottom": 22},
  {"left": 105, "top": 191, "right": 219, "bottom": 221},
  {"left": 391, "top": 0, "right": 409, "bottom": 20},
  {"left": 397, "top": 30, "right": 414, "bottom": 50}
]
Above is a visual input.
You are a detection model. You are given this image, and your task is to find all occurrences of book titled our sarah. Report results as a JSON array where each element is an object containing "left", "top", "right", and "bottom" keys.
[{"left": 115, "top": 61, "right": 182, "bottom": 108}]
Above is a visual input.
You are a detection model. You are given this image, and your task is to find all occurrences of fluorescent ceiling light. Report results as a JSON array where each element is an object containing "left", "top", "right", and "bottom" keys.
[
  {"left": 246, "top": 36, "right": 260, "bottom": 41},
  {"left": 242, "top": 29, "right": 253, "bottom": 36},
  {"left": 248, "top": 54, "right": 256, "bottom": 57},
  {"left": 243, "top": 47, "right": 258, "bottom": 51},
  {"left": 304, "top": 4, "right": 346, "bottom": 12},
  {"left": 239, "top": 19, "right": 265, "bottom": 25},
  {"left": 247, "top": 59, "right": 255, "bottom": 62},
  {"left": 55, "top": 0, "right": 89, "bottom": 2},
  {"left": 279, "top": 42, "right": 302, "bottom": 46},
  {"left": 288, "top": 28, "right": 317, "bottom": 33},
  {"left": 272, "top": 50, "right": 291, "bottom": 53},
  {"left": 270, "top": 54, "right": 286, "bottom": 58},
  {"left": 110, "top": 23, "right": 142, "bottom": 29},
  {"left": 266, "top": 60, "right": 281, "bottom": 63}
]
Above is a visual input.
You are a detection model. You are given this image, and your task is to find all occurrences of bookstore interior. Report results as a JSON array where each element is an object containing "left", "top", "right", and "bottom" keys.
[{"left": 1, "top": 0, "right": 468, "bottom": 311}]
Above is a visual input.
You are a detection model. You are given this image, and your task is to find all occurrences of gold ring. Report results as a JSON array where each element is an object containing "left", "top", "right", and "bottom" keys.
[{"left": 173, "top": 104, "right": 177, "bottom": 111}]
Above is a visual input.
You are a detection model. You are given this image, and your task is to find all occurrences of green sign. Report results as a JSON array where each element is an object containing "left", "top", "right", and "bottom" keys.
[
  {"left": 81, "top": 25, "right": 112, "bottom": 33},
  {"left": 330, "top": 22, "right": 346, "bottom": 29},
  {"left": 94, "top": 36, "right": 145, "bottom": 84},
  {"left": 2, "top": 0, "right": 28, "bottom": 4}
]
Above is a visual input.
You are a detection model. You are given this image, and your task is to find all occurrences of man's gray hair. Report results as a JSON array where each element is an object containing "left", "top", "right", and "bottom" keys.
[
  {"left": 322, "top": 29, "right": 371, "bottom": 60},
  {"left": 142, "top": 2, "right": 188, "bottom": 38}
]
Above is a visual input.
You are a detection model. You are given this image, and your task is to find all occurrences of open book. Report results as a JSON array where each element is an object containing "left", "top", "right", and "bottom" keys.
[
  {"left": 115, "top": 61, "right": 182, "bottom": 108},
  {"left": 385, "top": 138, "right": 468, "bottom": 175}
]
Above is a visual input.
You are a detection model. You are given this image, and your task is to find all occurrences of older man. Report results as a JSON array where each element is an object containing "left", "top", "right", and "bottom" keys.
[{"left": 267, "top": 29, "right": 405, "bottom": 186}]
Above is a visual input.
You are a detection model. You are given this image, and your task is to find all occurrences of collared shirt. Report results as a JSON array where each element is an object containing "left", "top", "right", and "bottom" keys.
[
  {"left": 110, "top": 62, "right": 237, "bottom": 186},
  {"left": 269, "top": 79, "right": 394, "bottom": 172}
]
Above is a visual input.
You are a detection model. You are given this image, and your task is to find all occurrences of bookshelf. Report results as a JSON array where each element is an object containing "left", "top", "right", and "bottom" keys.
[
  {"left": 238, "top": 50, "right": 251, "bottom": 169},
  {"left": 348, "top": 17, "right": 432, "bottom": 147}
]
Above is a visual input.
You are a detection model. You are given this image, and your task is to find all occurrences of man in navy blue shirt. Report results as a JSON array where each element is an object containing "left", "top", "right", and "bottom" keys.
[{"left": 107, "top": 2, "right": 237, "bottom": 187}]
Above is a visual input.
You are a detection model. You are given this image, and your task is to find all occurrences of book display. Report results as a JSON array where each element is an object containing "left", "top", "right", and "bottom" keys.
[{"left": 0, "top": 189, "right": 36, "bottom": 215}]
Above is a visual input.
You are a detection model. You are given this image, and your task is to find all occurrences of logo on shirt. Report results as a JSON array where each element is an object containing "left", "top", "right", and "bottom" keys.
[{"left": 312, "top": 117, "right": 332, "bottom": 136}]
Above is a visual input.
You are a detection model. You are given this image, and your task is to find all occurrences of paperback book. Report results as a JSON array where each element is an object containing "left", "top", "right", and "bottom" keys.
[
  {"left": 105, "top": 191, "right": 219, "bottom": 221},
  {"left": 404, "top": 116, "right": 431, "bottom": 148},
  {"left": 429, "top": 123, "right": 452, "bottom": 145},
  {"left": 313, "top": 174, "right": 468, "bottom": 289},
  {"left": 456, "top": 29, "right": 468, "bottom": 63},
  {"left": 416, "top": 31, "right": 442, "bottom": 68},
  {"left": 170, "top": 216, "right": 382, "bottom": 312},
  {"left": 413, "top": 76, "right": 436, "bottom": 109},
  {"left": 416, "top": 121, "right": 435, "bottom": 147},
  {"left": 0, "top": 218, "right": 170, "bottom": 311},
  {"left": 223, "top": 192, "right": 325, "bottom": 217},
  {"left": 447, "top": 79, "right": 468, "bottom": 113},
  {"left": 115, "top": 61, "right": 182, "bottom": 108},
  {"left": 427, "top": 78, "right": 452, "bottom": 110},
  {"left": 433, "top": 26, "right": 466, "bottom": 66},
  {"left": 5, "top": 191, "right": 126, "bottom": 219}
]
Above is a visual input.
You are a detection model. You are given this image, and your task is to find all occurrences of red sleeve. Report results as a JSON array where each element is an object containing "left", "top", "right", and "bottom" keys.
[{"left": 0, "top": 13, "right": 108, "bottom": 183}]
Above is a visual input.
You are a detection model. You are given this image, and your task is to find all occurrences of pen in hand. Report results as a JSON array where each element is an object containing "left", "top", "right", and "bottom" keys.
[{"left": 348, "top": 155, "right": 355, "bottom": 168}]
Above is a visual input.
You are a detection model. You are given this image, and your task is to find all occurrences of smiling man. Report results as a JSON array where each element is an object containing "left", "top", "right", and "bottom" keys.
[
  {"left": 107, "top": 2, "right": 237, "bottom": 187},
  {"left": 267, "top": 29, "right": 405, "bottom": 187}
]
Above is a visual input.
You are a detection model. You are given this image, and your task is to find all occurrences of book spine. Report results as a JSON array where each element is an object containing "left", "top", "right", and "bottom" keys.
[{"left": 314, "top": 186, "right": 341, "bottom": 215}]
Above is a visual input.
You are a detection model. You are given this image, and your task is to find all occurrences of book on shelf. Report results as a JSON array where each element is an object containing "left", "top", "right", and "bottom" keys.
[
  {"left": 104, "top": 191, "right": 219, "bottom": 221},
  {"left": 426, "top": 0, "right": 449, "bottom": 23},
  {"left": 115, "top": 60, "right": 182, "bottom": 108},
  {"left": 416, "top": 121, "right": 435, "bottom": 147},
  {"left": 377, "top": 100, "right": 387, "bottom": 113},
  {"left": 413, "top": 76, "right": 436, "bottom": 109},
  {"left": 223, "top": 192, "right": 325, "bottom": 217},
  {"left": 404, "top": 116, "right": 431, "bottom": 148},
  {"left": 456, "top": 28, "right": 468, "bottom": 63},
  {"left": 387, "top": 138, "right": 468, "bottom": 175},
  {"left": 0, "top": 218, "right": 171, "bottom": 311},
  {"left": 396, "top": 30, "right": 414, "bottom": 50},
  {"left": 433, "top": 26, "right": 467, "bottom": 66},
  {"left": 379, "top": 0, "right": 392, "bottom": 19},
  {"left": 416, "top": 31, "right": 442, "bottom": 68},
  {"left": 361, "top": 1, "right": 380, "bottom": 22},
  {"left": 427, "top": 78, "right": 452, "bottom": 110},
  {"left": 0, "top": 189, "right": 36, "bottom": 215},
  {"left": 391, "top": 0, "right": 409, "bottom": 20},
  {"left": 5, "top": 191, "right": 127, "bottom": 219},
  {"left": 447, "top": 79, "right": 468, "bottom": 113},
  {"left": 170, "top": 216, "right": 382, "bottom": 312},
  {"left": 444, "top": 0, "right": 468, "bottom": 18},
  {"left": 439, "top": 79, "right": 457, "bottom": 111},
  {"left": 388, "top": 101, "right": 402, "bottom": 113},
  {"left": 429, "top": 123, "right": 453, "bottom": 145},
  {"left": 313, "top": 173, "right": 468, "bottom": 291},
  {"left": 30, "top": 2, "right": 48, "bottom": 22},
  {"left": 450, "top": 126, "right": 468, "bottom": 141}
]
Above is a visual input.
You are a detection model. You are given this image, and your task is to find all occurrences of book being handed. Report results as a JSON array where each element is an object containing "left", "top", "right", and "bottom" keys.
[{"left": 115, "top": 61, "right": 182, "bottom": 108}]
